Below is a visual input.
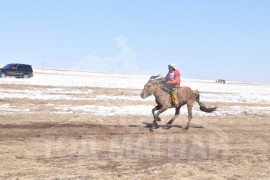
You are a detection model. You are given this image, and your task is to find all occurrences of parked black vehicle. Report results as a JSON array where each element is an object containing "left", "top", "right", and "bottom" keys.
[{"left": 0, "top": 63, "right": 33, "bottom": 79}]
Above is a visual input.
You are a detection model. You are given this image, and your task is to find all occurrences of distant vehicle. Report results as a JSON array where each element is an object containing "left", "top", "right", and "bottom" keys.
[
  {"left": 216, "top": 79, "right": 226, "bottom": 84},
  {"left": 0, "top": 63, "right": 33, "bottom": 79}
]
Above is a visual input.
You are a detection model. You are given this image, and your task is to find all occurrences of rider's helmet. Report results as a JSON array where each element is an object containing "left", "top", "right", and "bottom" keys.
[{"left": 168, "top": 64, "right": 177, "bottom": 70}]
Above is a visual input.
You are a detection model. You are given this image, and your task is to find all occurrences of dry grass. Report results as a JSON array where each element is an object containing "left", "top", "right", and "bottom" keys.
[{"left": 0, "top": 84, "right": 270, "bottom": 179}]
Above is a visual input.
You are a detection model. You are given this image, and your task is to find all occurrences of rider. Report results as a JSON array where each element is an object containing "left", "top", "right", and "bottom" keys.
[{"left": 163, "top": 64, "right": 181, "bottom": 107}]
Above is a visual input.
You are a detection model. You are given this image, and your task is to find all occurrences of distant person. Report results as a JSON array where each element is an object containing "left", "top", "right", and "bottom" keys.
[{"left": 163, "top": 64, "right": 181, "bottom": 107}]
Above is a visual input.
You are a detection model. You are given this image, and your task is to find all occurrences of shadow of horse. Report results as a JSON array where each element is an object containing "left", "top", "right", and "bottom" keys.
[{"left": 140, "top": 122, "right": 204, "bottom": 132}]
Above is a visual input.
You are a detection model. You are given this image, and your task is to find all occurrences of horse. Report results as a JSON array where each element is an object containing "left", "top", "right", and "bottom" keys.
[{"left": 140, "top": 75, "right": 217, "bottom": 130}]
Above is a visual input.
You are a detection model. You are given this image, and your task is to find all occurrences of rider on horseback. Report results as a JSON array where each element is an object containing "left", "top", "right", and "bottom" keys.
[{"left": 163, "top": 64, "right": 181, "bottom": 107}]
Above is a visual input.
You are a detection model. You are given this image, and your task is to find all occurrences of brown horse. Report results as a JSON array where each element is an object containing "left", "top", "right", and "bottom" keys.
[{"left": 140, "top": 76, "right": 217, "bottom": 130}]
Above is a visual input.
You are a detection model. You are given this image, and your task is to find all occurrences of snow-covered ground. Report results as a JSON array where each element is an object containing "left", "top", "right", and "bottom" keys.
[
  {"left": 0, "top": 68, "right": 147, "bottom": 89},
  {"left": 1, "top": 67, "right": 270, "bottom": 117}
]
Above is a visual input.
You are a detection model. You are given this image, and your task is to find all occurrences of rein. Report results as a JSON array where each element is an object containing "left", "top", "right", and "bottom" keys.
[
  {"left": 158, "top": 83, "right": 171, "bottom": 94},
  {"left": 149, "top": 76, "right": 173, "bottom": 97},
  {"left": 155, "top": 81, "right": 173, "bottom": 96}
]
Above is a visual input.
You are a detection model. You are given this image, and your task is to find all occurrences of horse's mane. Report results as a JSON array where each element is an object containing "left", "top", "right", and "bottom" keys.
[{"left": 150, "top": 75, "right": 173, "bottom": 93}]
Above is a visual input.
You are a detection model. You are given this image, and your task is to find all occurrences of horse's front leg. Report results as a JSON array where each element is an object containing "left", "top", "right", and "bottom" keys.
[
  {"left": 153, "top": 107, "right": 168, "bottom": 128},
  {"left": 152, "top": 104, "right": 162, "bottom": 122}
]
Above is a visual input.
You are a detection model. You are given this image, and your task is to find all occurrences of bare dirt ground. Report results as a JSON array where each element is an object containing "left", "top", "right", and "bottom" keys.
[{"left": 0, "top": 85, "right": 270, "bottom": 179}]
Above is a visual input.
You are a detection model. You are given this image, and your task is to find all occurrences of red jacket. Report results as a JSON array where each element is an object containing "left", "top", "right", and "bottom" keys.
[{"left": 165, "top": 69, "right": 181, "bottom": 87}]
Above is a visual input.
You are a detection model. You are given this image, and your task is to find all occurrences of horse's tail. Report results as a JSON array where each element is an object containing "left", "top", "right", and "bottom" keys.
[{"left": 194, "top": 90, "right": 217, "bottom": 113}]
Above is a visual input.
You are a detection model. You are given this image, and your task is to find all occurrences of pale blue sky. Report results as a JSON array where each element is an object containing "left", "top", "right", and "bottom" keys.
[{"left": 0, "top": 0, "right": 269, "bottom": 83}]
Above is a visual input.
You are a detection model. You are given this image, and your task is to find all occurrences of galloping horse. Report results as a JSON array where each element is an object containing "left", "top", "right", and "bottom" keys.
[{"left": 140, "top": 75, "right": 217, "bottom": 130}]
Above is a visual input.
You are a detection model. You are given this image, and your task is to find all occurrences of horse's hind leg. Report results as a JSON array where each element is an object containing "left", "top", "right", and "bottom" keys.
[
  {"left": 167, "top": 107, "right": 180, "bottom": 126},
  {"left": 185, "top": 104, "right": 193, "bottom": 130}
]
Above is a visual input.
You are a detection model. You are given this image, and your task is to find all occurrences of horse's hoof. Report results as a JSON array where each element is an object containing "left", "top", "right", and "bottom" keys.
[
  {"left": 156, "top": 117, "right": 161, "bottom": 122},
  {"left": 153, "top": 122, "right": 158, "bottom": 128},
  {"left": 184, "top": 127, "right": 189, "bottom": 130}
]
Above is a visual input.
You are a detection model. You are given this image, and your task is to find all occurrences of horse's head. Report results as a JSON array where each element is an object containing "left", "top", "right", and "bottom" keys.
[{"left": 141, "top": 76, "right": 160, "bottom": 99}]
